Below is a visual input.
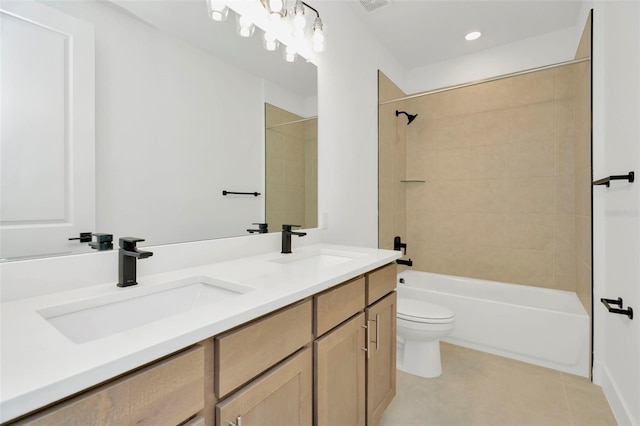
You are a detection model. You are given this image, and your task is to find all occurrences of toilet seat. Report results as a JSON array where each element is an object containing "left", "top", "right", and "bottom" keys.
[{"left": 397, "top": 298, "right": 454, "bottom": 324}]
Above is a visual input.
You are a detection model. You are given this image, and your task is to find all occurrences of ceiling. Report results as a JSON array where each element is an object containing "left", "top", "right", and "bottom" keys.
[
  {"left": 347, "top": 0, "right": 584, "bottom": 70},
  {"left": 109, "top": 1, "right": 584, "bottom": 98}
]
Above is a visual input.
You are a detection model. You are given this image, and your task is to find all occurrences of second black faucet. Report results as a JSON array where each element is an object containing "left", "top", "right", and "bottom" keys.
[
  {"left": 281, "top": 225, "right": 306, "bottom": 254},
  {"left": 118, "top": 237, "right": 153, "bottom": 287}
]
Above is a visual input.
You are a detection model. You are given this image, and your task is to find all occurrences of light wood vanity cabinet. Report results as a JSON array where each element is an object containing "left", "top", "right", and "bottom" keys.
[
  {"left": 10, "top": 345, "right": 205, "bottom": 426},
  {"left": 6, "top": 263, "right": 396, "bottom": 426},
  {"left": 214, "top": 299, "right": 313, "bottom": 399},
  {"left": 213, "top": 299, "right": 314, "bottom": 426},
  {"left": 365, "top": 292, "right": 397, "bottom": 425},
  {"left": 314, "top": 263, "right": 397, "bottom": 426},
  {"left": 216, "top": 347, "right": 312, "bottom": 426}
]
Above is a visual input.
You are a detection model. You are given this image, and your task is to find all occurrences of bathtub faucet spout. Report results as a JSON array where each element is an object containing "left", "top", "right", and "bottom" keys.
[{"left": 396, "top": 258, "right": 413, "bottom": 267}]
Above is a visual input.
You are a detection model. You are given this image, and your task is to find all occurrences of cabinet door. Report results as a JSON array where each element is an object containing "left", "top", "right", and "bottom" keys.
[
  {"left": 14, "top": 346, "right": 204, "bottom": 425},
  {"left": 366, "top": 292, "right": 396, "bottom": 426},
  {"left": 216, "top": 348, "right": 312, "bottom": 426},
  {"left": 314, "top": 312, "right": 366, "bottom": 426}
]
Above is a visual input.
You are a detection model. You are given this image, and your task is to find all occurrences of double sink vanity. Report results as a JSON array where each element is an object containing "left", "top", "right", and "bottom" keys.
[{"left": 0, "top": 240, "right": 401, "bottom": 425}]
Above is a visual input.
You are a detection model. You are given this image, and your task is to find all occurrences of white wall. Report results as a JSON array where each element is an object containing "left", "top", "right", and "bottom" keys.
[
  {"left": 591, "top": 2, "right": 640, "bottom": 425},
  {"left": 403, "top": 27, "right": 578, "bottom": 95},
  {"left": 315, "top": 2, "right": 404, "bottom": 248},
  {"left": 47, "top": 1, "right": 265, "bottom": 246}
]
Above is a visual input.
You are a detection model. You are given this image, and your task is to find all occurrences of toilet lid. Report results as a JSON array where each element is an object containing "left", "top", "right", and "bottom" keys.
[{"left": 397, "top": 298, "right": 454, "bottom": 323}]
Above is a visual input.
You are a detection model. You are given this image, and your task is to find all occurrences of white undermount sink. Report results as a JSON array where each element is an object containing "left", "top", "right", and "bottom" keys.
[
  {"left": 268, "top": 248, "right": 367, "bottom": 269},
  {"left": 38, "top": 276, "right": 254, "bottom": 344}
]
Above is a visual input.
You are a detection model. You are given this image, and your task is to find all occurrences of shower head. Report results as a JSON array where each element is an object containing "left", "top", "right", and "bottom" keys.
[{"left": 396, "top": 110, "right": 418, "bottom": 125}]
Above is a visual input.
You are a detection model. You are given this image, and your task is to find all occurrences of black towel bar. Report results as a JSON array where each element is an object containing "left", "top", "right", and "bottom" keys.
[
  {"left": 592, "top": 171, "right": 635, "bottom": 187},
  {"left": 600, "top": 297, "right": 633, "bottom": 319},
  {"left": 222, "top": 190, "right": 261, "bottom": 197}
]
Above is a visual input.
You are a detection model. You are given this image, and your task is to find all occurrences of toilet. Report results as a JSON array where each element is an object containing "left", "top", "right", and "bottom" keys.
[{"left": 396, "top": 298, "right": 455, "bottom": 378}]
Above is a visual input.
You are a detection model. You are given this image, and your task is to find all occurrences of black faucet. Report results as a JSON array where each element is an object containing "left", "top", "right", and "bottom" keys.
[
  {"left": 89, "top": 233, "right": 113, "bottom": 251},
  {"left": 118, "top": 237, "right": 153, "bottom": 287},
  {"left": 247, "top": 223, "right": 269, "bottom": 234},
  {"left": 281, "top": 224, "right": 307, "bottom": 254}
]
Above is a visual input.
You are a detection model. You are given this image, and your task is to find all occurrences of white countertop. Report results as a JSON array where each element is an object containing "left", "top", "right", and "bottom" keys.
[{"left": 0, "top": 243, "right": 400, "bottom": 422}]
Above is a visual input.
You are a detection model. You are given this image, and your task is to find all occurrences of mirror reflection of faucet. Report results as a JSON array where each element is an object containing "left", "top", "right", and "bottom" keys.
[
  {"left": 89, "top": 233, "right": 113, "bottom": 251},
  {"left": 118, "top": 237, "right": 153, "bottom": 287},
  {"left": 281, "top": 225, "right": 307, "bottom": 254},
  {"left": 247, "top": 223, "right": 269, "bottom": 234}
]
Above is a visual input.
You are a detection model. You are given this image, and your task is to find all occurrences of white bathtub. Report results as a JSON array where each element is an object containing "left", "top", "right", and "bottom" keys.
[{"left": 398, "top": 270, "right": 590, "bottom": 377}]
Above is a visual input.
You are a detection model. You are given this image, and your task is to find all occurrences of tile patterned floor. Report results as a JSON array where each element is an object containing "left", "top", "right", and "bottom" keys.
[{"left": 378, "top": 343, "right": 617, "bottom": 426}]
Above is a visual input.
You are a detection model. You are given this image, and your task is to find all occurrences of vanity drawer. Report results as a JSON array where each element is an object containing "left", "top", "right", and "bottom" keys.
[
  {"left": 366, "top": 263, "right": 397, "bottom": 305},
  {"left": 215, "top": 299, "right": 313, "bottom": 398},
  {"left": 314, "top": 276, "right": 365, "bottom": 337},
  {"left": 13, "top": 345, "right": 204, "bottom": 425}
]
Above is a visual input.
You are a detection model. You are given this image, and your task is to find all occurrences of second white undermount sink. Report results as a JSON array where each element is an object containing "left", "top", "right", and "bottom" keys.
[
  {"left": 38, "top": 276, "right": 254, "bottom": 344},
  {"left": 268, "top": 248, "right": 367, "bottom": 269}
]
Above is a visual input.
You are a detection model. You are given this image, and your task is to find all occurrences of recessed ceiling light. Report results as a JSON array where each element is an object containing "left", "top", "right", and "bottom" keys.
[{"left": 465, "top": 31, "right": 482, "bottom": 41}]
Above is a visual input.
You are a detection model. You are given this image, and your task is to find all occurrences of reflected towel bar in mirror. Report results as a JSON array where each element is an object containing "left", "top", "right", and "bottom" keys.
[{"left": 222, "top": 191, "right": 261, "bottom": 197}]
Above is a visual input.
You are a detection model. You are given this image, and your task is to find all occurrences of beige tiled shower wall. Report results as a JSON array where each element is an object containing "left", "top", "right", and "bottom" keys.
[
  {"left": 574, "top": 13, "right": 592, "bottom": 313},
  {"left": 396, "top": 64, "right": 588, "bottom": 291},
  {"left": 265, "top": 104, "right": 318, "bottom": 232},
  {"left": 379, "top": 72, "right": 407, "bottom": 250}
]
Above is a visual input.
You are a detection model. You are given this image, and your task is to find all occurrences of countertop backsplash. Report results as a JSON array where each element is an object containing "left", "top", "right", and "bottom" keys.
[{"left": 0, "top": 229, "right": 324, "bottom": 302}]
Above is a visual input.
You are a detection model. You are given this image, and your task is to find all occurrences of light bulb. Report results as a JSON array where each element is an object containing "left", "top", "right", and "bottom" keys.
[
  {"left": 207, "top": 0, "right": 229, "bottom": 21},
  {"left": 236, "top": 14, "right": 255, "bottom": 37},
  {"left": 267, "top": 0, "right": 286, "bottom": 20},
  {"left": 264, "top": 32, "right": 279, "bottom": 51},
  {"left": 465, "top": 31, "right": 482, "bottom": 41},
  {"left": 284, "top": 45, "right": 297, "bottom": 62},
  {"left": 312, "top": 17, "right": 325, "bottom": 52},
  {"left": 293, "top": 0, "right": 306, "bottom": 30}
]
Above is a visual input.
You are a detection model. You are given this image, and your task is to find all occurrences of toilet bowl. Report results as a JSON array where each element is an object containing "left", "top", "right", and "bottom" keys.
[{"left": 396, "top": 298, "right": 455, "bottom": 378}]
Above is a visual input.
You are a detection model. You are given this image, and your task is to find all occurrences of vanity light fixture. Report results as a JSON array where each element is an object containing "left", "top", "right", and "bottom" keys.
[
  {"left": 208, "top": 0, "right": 325, "bottom": 62},
  {"left": 465, "top": 31, "right": 482, "bottom": 41}
]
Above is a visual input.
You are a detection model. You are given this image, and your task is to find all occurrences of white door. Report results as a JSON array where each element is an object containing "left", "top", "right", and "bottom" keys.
[
  {"left": 593, "top": 2, "right": 640, "bottom": 425},
  {"left": 0, "top": 1, "right": 95, "bottom": 260}
]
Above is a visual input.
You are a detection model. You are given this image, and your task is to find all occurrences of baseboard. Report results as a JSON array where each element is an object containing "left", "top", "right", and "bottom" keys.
[{"left": 593, "top": 361, "right": 635, "bottom": 426}]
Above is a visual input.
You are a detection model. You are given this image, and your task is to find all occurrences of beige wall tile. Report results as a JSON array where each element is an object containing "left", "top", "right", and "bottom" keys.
[
  {"left": 555, "top": 64, "right": 578, "bottom": 100},
  {"left": 466, "top": 109, "right": 511, "bottom": 147},
  {"left": 508, "top": 139, "right": 555, "bottom": 178},
  {"left": 506, "top": 214, "right": 554, "bottom": 250},
  {"left": 575, "top": 259, "right": 592, "bottom": 315},
  {"left": 555, "top": 100, "right": 576, "bottom": 139},
  {"left": 467, "top": 180, "right": 510, "bottom": 214},
  {"left": 469, "top": 144, "right": 510, "bottom": 179},
  {"left": 379, "top": 65, "right": 591, "bottom": 294},
  {"left": 575, "top": 166, "right": 592, "bottom": 218},
  {"left": 510, "top": 102, "right": 555, "bottom": 143},
  {"left": 508, "top": 177, "right": 555, "bottom": 214},
  {"left": 511, "top": 68, "right": 555, "bottom": 106},
  {"left": 554, "top": 249, "right": 576, "bottom": 291},
  {"left": 505, "top": 249, "right": 554, "bottom": 287},
  {"left": 576, "top": 214, "right": 592, "bottom": 265},
  {"left": 433, "top": 148, "right": 472, "bottom": 180},
  {"left": 467, "top": 213, "right": 510, "bottom": 247},
  {"left": 554, "top": 214, "right": 575, "bottom": 251},
  {"left": 555, "top": 178, "right": 575, "bottom": 214},
  {"left": 555, "top": 137, "right": 575, "bottom": 176}
]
